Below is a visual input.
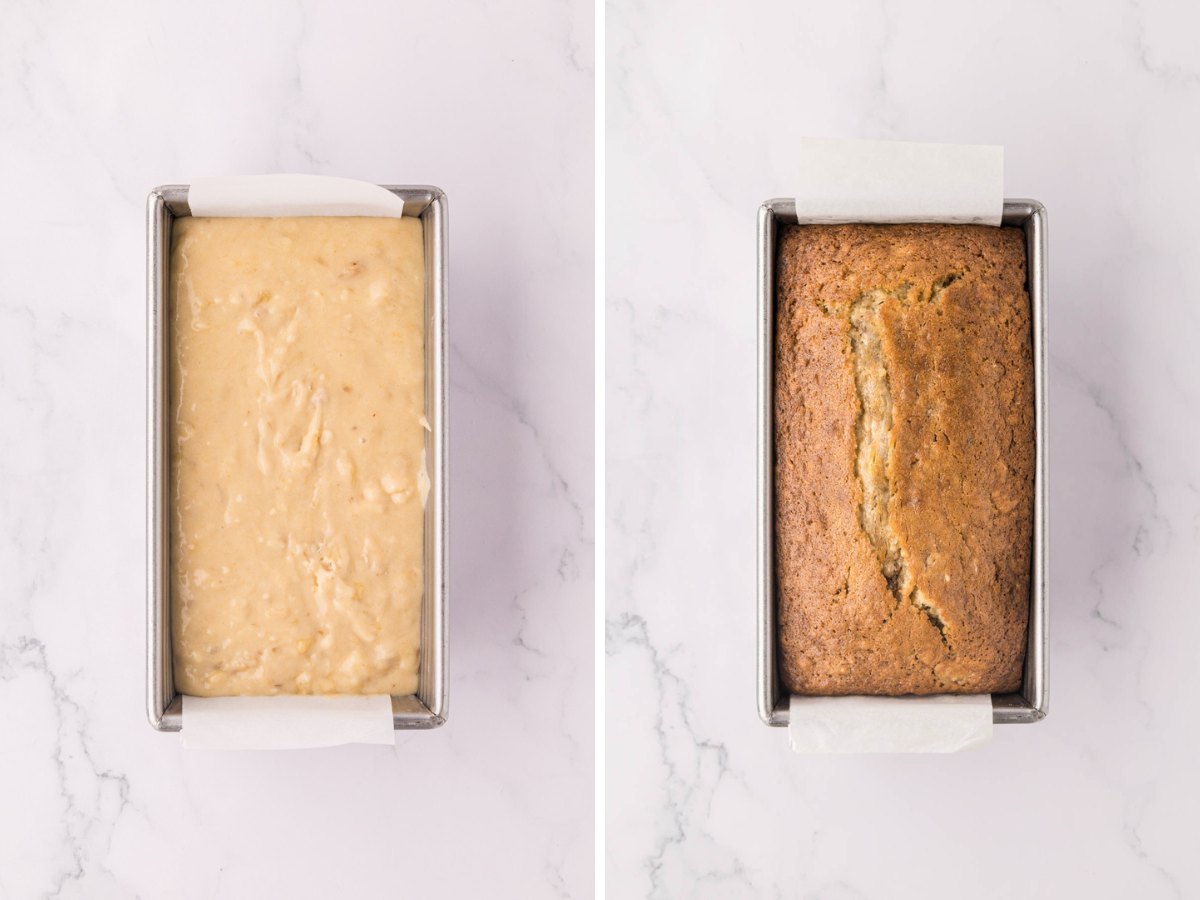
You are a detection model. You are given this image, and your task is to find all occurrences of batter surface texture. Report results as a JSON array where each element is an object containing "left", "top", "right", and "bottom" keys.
[
  {"left": 775, "top": 223, "right": 1033, "bottom": 695},
  {"left": 171, "top": 216, "right": 425, "bottom": 697}
]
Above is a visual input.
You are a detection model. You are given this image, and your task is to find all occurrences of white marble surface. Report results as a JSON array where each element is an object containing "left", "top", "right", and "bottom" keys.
[
  {"left": 0, "top": 1, "right": 593, "bottom": 897},
  {"left": 607, "top": 0, "right": 1200, "bottom": 896}
]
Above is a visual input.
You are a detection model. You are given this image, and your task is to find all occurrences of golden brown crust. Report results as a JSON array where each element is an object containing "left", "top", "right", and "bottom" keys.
[{"left": 775, "top": 223, "right": 1033, "bottom": 695}]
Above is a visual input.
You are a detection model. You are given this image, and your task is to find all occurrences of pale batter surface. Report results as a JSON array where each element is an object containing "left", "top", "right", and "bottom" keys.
[{"left": 170, "top": 216, "right": 425, "bottom": 697}]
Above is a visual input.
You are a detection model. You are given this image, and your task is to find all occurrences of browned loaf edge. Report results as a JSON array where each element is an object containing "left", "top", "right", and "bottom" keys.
[{"left": 774, "top": 224, "right": 1033, "bottom": 695}]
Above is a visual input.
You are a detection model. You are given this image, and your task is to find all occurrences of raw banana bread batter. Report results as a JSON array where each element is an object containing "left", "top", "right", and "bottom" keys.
[{"left": 170, "top": 216, "right": 425, "bottom": 696}]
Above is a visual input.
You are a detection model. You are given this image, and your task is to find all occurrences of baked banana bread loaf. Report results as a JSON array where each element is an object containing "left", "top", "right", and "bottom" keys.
[{"left": 775, "top": 223, "right": 1033, "bottom": 695}]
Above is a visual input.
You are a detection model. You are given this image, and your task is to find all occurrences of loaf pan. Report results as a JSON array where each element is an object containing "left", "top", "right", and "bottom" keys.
[
  {"left": 146, "top": 184, "right": 448, "bottom": 731},
  {"left": 756, "top": 199, "right": 1048, "bottom": 726}
]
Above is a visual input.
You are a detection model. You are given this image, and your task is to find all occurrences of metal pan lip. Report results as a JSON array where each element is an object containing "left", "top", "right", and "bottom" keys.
[
  {"left": 756, "top": 198, "right": 1048, "bottom": 727},
  {"left": 146, "top": 183, "right": 449, "bottom": 732}
]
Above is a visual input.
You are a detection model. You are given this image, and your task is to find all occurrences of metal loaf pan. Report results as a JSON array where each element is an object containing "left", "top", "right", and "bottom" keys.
[
  {"left": 756, "top": 199, "right": 1048, "bottom": 727},
  {"left": 147, "top": 184, "right": 448, "bottom": 732}
]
